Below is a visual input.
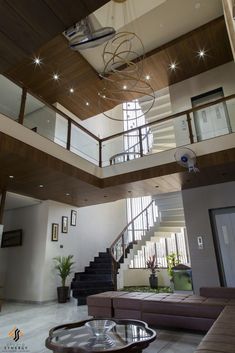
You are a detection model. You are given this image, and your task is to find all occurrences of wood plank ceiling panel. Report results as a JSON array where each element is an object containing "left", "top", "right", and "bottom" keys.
[
  {"left": 0, "top": 0, "right": 110, "bottom": 73},
  {"left": 6, "top": 16, "right": 233, "bottom": 120}
]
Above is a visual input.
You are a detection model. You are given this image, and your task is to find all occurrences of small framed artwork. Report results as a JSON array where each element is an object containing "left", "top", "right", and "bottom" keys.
[
  {"left": 51, "top": 223, "right": 59, "bottom": 241},
  {"left": 1, "top": 229, "right": 23, "bottom": 248},
  {"left": 71, "top": 210, "right": 77, "bottom": 226},
  {"left": 62, "top": 216, "right": 68, "bottom": 233}
]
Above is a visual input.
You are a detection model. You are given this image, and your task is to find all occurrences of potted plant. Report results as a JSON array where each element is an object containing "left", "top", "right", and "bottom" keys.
[
  {"left": 166, "top": 253, "right": 180, "bottom": 290},
  {"left": 146, "top": 255, "right": 160, "bottom": 289},
  {"left": 53, "top": 255, "right": 75, "bottom": 303}
]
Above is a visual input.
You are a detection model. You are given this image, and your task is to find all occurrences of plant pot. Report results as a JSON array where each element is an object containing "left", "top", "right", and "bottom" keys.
[
  {"left": 57, "top": 286, "right": 69, "bottom": 303},
  {"left": 149, "top": 274, "right": 158, "bottom": 289}
]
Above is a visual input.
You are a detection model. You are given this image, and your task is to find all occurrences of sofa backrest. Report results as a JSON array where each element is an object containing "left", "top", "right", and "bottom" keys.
[{"left": 200, "top": 287, "right": 235, "bottom": 299}]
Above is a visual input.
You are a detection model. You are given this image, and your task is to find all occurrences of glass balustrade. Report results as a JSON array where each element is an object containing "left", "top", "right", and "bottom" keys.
[
  {"left": 0, "top": 74, "right": 234, "bottom": 168},
  {"left": 70, "top": 123, "right": 99, "bottom": 165},
  {"left": 102, "top": 135, "right": 127, "bottom": 167},
  {"left": 24, "top": 93, "right": 63, "bottom": 143},
  {"left": 0, "top": 75, "right": 22, "bottom": 120}
]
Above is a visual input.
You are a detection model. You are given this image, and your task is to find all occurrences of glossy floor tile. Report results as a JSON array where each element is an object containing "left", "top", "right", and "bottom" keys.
[{"left": 0, "top": 300, "right": 204, "bottom": 353}]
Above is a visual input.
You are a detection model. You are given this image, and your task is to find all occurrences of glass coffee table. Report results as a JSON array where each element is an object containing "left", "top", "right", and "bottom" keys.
[{"left": 45, "top": 318, "right": 156, "bottom": 353}]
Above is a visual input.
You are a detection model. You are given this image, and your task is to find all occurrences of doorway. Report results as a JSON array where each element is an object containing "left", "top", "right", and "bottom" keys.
[{"left": 210, "top": 207, "right": 235, "bottom": 287}]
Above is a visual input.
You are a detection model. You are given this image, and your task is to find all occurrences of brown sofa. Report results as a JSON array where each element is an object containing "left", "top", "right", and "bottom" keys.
[{"left": 87, "top": 287, "right": 235, "bottom": 353}]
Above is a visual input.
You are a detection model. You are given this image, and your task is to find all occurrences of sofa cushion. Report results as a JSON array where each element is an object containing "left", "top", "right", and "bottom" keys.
[
  {"left": 200, "top": 287, "right": 235, "bottom": 299},
  {"left": 113, "top": 292, "right": 155, "bottom": 310},
  {"left": 87, "top": 291, "right": 128, "bottom": 318}
]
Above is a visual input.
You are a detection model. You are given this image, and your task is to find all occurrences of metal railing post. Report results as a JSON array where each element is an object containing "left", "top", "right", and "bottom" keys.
[
  {"left": 186, "top": 113, "right": 194, "bottom": 144},
  {"left": 138, "top": 127, "right": 143, "bottom": 157},
  {"left": 66, "top": 119, "right": 71, "bottom": 150},
  {"left": 18, "top": 87, "right": 27, "bottom": 125},
  {"left": 99, "top": 141, "right": 102, "bottom": 167}
]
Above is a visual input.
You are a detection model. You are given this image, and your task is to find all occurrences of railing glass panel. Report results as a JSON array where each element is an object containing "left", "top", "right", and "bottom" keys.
[
  {"left": 24, "top": 93, "right": 60, "bottom": 143},
  {"left": 102, "top": 135, "right": 126, "bottom": 166},
  {"left": 225, "top": 97, "right": 235, "bottom": 133},
  {"left": 0, "top": 75, "right": 22, "bottom": 120},
  {"left": 144, "top": 115, "right": 190, "bottom": 155},
  {"left": 190, "top": 100, "right": 233, "bottom": 142},
  {"left": 70, "top": 123, "right": 99, "bottom": 165},
  {"left": 54, "top": 113, "right": 68, "bottom": 148}
]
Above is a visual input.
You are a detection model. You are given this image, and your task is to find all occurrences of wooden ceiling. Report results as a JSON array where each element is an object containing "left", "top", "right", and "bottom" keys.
[
  {"left": 1, "top": 132, "right": 235, "bottom": 207},
  {"left": 0, "top": 0, "right": 110, "bottom": 73},
  {"left": 6, "top": 16, "right": 233, "bottom": 120}
]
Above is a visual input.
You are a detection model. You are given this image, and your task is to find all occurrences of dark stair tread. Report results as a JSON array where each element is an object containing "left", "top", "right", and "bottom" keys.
[
  {"left": 72, "top": 281, "right": 113, "bottom": 289},
  {"left": 71, "top": 248, "right": 114, "bottom": 306},
  {"left": 73, "top": 287, "right": 114, "bottom": 296}
]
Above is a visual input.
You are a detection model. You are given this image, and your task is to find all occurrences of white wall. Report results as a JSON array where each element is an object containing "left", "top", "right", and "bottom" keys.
[
  {"left": 0, "top": 198, "right": 127, "bottom": 302},
  {"left": 41, "top": 201, "right": 80, "bottom": 302},
  {"left": 77, "top": 199, "right": 127, "bottom": 271},
  {"left": 2, "top": 203, "right": 48, "bottom": 302},
  {"left": 123, "top": 268, "right": 170, "bottom": 287},
  {"left": 182, "top": 181, "right": 235, "bottom": 294},
  {"left": 170, "top": 61, "right": 235, "bottom": 145}
]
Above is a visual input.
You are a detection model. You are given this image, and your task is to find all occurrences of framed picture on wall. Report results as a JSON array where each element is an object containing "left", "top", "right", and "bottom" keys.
[
  {"left": 1, "top": 229, "right": 23, "bottom": 248},
  {"left": 71, "top": 210, "right": 77, "bottom": 226},
  {"left": 62, "top": 216, "right": 68, "bottom": 233},
  {"left": 51, "top": 223, "right": 59, "bottom": 241}
]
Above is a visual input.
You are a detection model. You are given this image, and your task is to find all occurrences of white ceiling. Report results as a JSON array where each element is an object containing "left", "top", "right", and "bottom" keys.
[
  {"left": 5, "top": 192, "right": 41, "bottom": 211},
  {"left": 79, "top": 0, "right": 223, "bottom": 72}
]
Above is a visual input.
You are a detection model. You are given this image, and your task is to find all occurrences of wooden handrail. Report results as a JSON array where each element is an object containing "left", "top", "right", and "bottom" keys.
[
  {"left": 110, "top": 199, "right": 155, "bottom": 250},
  {"left": 101, "top": 93, "right": 235, "bottom": 142},
  {"left": 4, "top": 74, "right": 100, "bottom": 142}
]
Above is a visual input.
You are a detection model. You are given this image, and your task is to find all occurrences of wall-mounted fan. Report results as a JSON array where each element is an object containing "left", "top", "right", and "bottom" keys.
[{"left": 174, "top": 147, "right": 200, "bottom": 173}]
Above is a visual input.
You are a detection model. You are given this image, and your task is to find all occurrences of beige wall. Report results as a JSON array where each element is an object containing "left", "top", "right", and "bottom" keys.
[
  {"left": 182, "top": 181, "right": 235, "bottom": 294},
  {"left": 123, "top": 268, "right": 170, "bottom": 287}
]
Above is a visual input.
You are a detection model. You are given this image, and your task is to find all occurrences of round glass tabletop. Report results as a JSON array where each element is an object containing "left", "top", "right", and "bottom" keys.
[{"left": 45, "top": 318, "right": 156, "bottom": 353}]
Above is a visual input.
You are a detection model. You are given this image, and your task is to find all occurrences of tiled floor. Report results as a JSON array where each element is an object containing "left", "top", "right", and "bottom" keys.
[{"left": 0, "top": 300, "right": 204, "bottom": 353}]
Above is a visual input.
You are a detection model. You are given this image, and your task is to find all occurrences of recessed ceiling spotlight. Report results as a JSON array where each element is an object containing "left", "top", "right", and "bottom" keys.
[
  {"left": 69, "top": 88, "right": 74, "bottom": 93},
  {"left": 169, "top": 62, "right": 177, "bottom": 71},
  {"left": 86, "top": 102, "right": 90, "bottom": 106},
  {"left": 9, "top": 175, "right": 14, "bottom": 179},
  {"left": 145, "top": 75, "right": 150, "bottom": 80},
  {"left": 123, "top": 85, "right": 127, "bottom": 90},
  {"left": 66, "top": 193, "right": 70, "bottom": 196},
  {"left": 38, "top": 184, "right": 44, "bottom": 188},
  {"left": 33, "top": 57, "right": 41, "bottom": 65},
  {"left": 103, "top": 94, "right": 106, "bottom": 98},
  {"left": 197, "top": 49, "right": 206, "bottom": 58},
  {"left": 53, "top": 73, "right": 59, "bottom": 81}
]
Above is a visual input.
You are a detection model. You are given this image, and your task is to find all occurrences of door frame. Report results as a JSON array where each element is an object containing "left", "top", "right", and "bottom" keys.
[{"left": 209, "top": 206, "right": 235, "bottom": 287}]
